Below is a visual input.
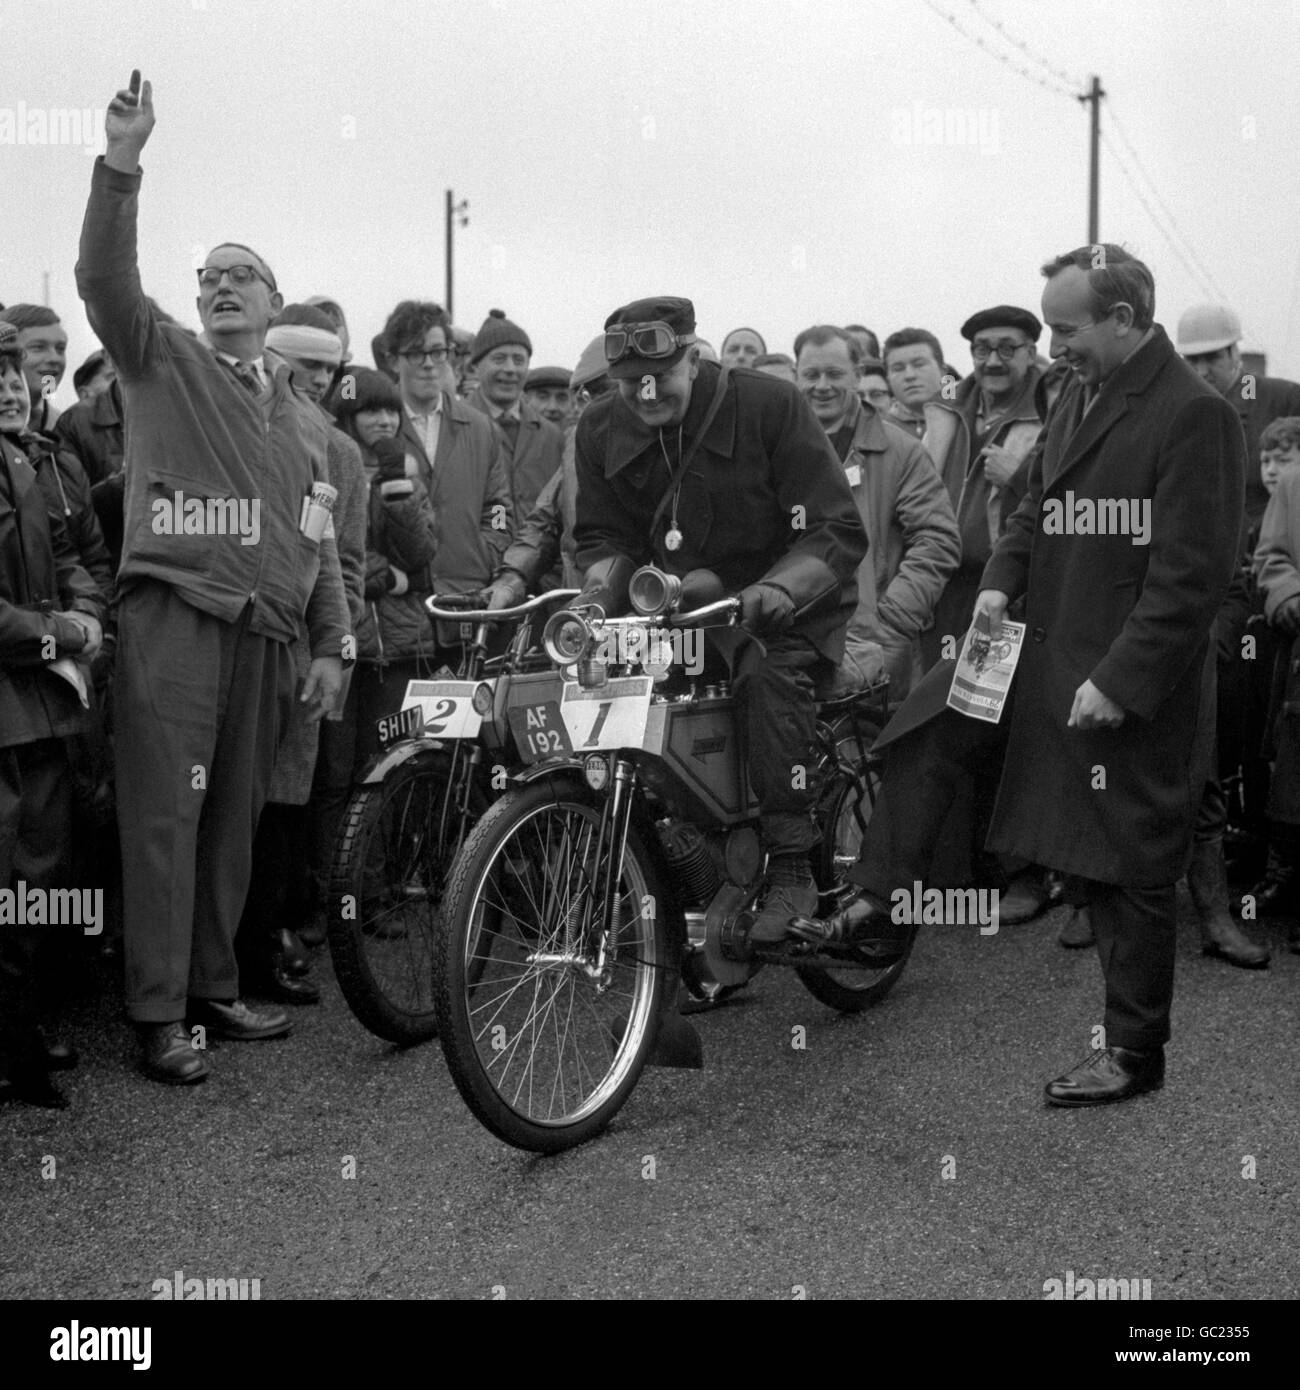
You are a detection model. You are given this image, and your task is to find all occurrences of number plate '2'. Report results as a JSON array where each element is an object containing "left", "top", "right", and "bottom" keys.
[
  {"left": 376, "top": 704, "right": 424, "bottom": 748},
  {"left": 401, "top": 680, "right": 483, "bottom": 740}
]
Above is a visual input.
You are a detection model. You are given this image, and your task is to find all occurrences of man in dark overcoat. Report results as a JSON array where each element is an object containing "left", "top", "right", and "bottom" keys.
[{"left": 795, "top": 245, "right": 1245, "bottom": 1106}]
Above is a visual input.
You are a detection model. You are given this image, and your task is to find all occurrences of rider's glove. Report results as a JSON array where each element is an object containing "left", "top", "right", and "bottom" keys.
[
  {"left": 676, "top": 568, "right": 725, "bottom": 609},
  {"left": 372, "top": 438, "right": 415, "bottom": 498},
  {"left": 738, "top": 582, "right": 796, "bottom": 636}
]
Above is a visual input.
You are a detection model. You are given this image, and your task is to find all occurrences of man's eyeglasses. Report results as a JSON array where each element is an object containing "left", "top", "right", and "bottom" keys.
[
  {"left": 605, "top": 321, "right": 696, "bottom": 363},
  {"left": 399, "top": 346, "right": 450, "bottom": 365},
  {"left": 971, "top": 340, "right": 1030, "bottom": 362},
  {"left": 197, "top": 264, "right": 276, "bottom": 291}
]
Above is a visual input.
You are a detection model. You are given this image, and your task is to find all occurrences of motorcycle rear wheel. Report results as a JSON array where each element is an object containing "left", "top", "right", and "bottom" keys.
[{"left": 798, "top": 736, "right": 916, "bottom": 1012}]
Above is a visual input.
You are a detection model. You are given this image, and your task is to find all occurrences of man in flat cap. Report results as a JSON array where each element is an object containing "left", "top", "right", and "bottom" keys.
[
  {"left": 921, "top": 305, "right": 1045, "bottom": 670},
  {"left": 572, "top": 295, "right": 867, "bottom": 942},
  {"left": 523, "top": 365, "right": 573, "bottom": 430}
]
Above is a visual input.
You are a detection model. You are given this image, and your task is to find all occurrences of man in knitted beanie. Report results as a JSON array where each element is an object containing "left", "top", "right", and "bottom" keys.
[{"left": 463, "top": 309, "right": 563, "bottom": 525}]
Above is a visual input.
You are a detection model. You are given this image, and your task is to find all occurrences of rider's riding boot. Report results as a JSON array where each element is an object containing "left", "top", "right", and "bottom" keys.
[
  {"left": 788, "top": 889, "right": 909, "bottom": 963},
  {"left": 749, "top": 854, "right": 817, "bottom": 944},
  {"left": 1188, "top": 835, "right": 1270, "bottom": 969}
]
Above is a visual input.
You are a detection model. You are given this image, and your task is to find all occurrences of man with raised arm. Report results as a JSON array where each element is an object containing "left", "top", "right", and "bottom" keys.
[{"left": 76, "top": 72, "right": 350, "bottom": 1084}]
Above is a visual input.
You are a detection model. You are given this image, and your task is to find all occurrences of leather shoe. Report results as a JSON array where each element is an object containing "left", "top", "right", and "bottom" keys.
[
  {"left": 273, "top": 927, "right": 311, "bottom": 977},
  {"left": 251, "top": 963, "right": 320, "bottom": 1006},
  {"left": 141, "top": 1022, "right": 211, "bottom": 1085},
  {"left": 788, "top": 891, "right": 909, "bottom": 963},
  {"left": 998, "top": 871, "right": 1053, "bottom": 925},
  {"left": 1044, "top": 1045, "right": 1164, "bottom": 1107},
  {"left": 189, "top": 998, "right": 291, "bottom": 1041},
  {"left": 749, "top": 878, "right": 818, "bottom": 944}
]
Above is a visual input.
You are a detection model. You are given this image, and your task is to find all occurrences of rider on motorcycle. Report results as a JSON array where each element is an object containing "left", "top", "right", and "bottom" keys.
[{"left": 569, "top": 296, "right": 868, "bottom": 943}]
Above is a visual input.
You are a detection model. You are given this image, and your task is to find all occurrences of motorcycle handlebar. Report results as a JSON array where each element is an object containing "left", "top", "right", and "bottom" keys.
[
  {"left": 424, "top": 589, "right": 582, "bottom": 622},
  {"left": 669, "top": 596, "right": 741, "bottom": 625}
]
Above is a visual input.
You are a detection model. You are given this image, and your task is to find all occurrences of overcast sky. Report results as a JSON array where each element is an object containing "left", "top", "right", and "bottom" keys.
[{"left": 4, "top": 0, "right": 1298, "bottom": 407}]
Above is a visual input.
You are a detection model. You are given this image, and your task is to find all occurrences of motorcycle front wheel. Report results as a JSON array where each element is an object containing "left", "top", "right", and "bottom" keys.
[{"left": 434, "top": 778, "right": 670, "bottom": 1154}]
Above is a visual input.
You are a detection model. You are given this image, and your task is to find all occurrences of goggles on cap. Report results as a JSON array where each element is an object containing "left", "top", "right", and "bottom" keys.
[{"left": 605, "top": 321, "right": 696, "bottom": 364}]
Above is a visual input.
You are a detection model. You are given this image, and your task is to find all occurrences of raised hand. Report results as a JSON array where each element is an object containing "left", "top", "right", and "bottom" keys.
[{"left": 104, "top": 69, "right": 154, "bottom": 166}]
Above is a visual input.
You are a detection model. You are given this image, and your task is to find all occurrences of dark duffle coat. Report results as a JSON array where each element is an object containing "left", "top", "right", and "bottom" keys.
[
  {"left": 978, "top": 324, "right": 1244, "bottom": 887},
  {"left": 573, "top": 360, "right": 868, "bottom": 664}
]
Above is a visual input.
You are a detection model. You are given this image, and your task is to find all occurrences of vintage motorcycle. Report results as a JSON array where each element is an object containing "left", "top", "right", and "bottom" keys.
[
  {"left": 429, "top": 566, "right": 915, "bottom": 1153},
  {"left": 326, "top": 588, "right": 578, "bottom": 1044}
]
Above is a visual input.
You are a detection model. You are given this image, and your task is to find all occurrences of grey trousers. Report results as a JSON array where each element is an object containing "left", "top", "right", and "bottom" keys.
[{"left": 114, "top": 582, "right": 295, "bottom": 1023}]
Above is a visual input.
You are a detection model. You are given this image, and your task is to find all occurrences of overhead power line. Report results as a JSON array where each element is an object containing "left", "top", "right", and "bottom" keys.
[
  {"left": 1105, "top": 102, "right": 1231, "bottom": 306},
  {"left": 965, "top": 0, "right": 1085, "bottom": 93},
  {"left": 1100, "top": 129, "right": 1224, "bottom": 304},
  {"left": 918, "top": 0, "right": 1078, "bottom": 99}
]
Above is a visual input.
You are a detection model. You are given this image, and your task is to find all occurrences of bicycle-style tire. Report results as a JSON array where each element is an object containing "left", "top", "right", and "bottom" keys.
[
  {"left": 328, "top": 748, "right": 484, "bottom": 1044},
  {"left": 434, "top": 778, "right": 670, "bottom": 1153},
  {"left": 798, "top": 733, "right": 917, "bottom": 1012}
]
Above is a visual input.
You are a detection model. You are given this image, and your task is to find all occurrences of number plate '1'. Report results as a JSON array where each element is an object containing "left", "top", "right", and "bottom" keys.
[
  {"left": 561, "top": 677, "right": 653, "bottom": 750},
  {"left": 401, "top": 680, "right": 484, "bottom": 740}
]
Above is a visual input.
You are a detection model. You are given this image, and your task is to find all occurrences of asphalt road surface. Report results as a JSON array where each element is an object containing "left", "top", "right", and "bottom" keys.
[{"left": 3, "top": 894, "right": 1297, "bottom": 1301}]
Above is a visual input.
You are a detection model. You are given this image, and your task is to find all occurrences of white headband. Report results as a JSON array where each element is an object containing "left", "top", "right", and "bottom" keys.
[{"left": 265, "top": 324, "right": 343, "bottom": 367}]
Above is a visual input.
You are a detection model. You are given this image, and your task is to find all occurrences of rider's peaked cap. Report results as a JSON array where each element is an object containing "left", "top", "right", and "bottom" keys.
[{"left": 603, "top": 296, "right": 697, "bottom": 378}]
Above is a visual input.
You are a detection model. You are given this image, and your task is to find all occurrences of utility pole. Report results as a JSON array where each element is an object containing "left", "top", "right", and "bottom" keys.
[
  {"left": 445, "top": 190, "right": 469, "bottom": 320},
  {"left": 42, "top": 270, "right": 50, "bottom": 307},
  {"left": 1078, "top": 75, "right": 1105, "bottom": 244}
]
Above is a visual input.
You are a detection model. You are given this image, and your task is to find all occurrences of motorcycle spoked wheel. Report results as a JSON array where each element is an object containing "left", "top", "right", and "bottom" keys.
[
  {"left": 798, "top": 736, "right": 917, "bottom": 1013},
  {"left": 328, "top": 747, "right": 485, "bottom": 1045},
  {"left": 434, "top": 779, "right": 670, "bottom": 1154}
]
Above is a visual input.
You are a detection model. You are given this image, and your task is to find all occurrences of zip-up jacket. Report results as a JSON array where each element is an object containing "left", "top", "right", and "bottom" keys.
[
  {"left": 20, "top": 432, "right": 115, "bottom": 599},
  {"left": 838, "top": 399, "right": 960, "bottom": 651},
  {"left": 75, "top": 157, "right": 349, "bottom": 656},
  {"left": 0, "top": 434, "right": 106, "bottom": 747}
]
